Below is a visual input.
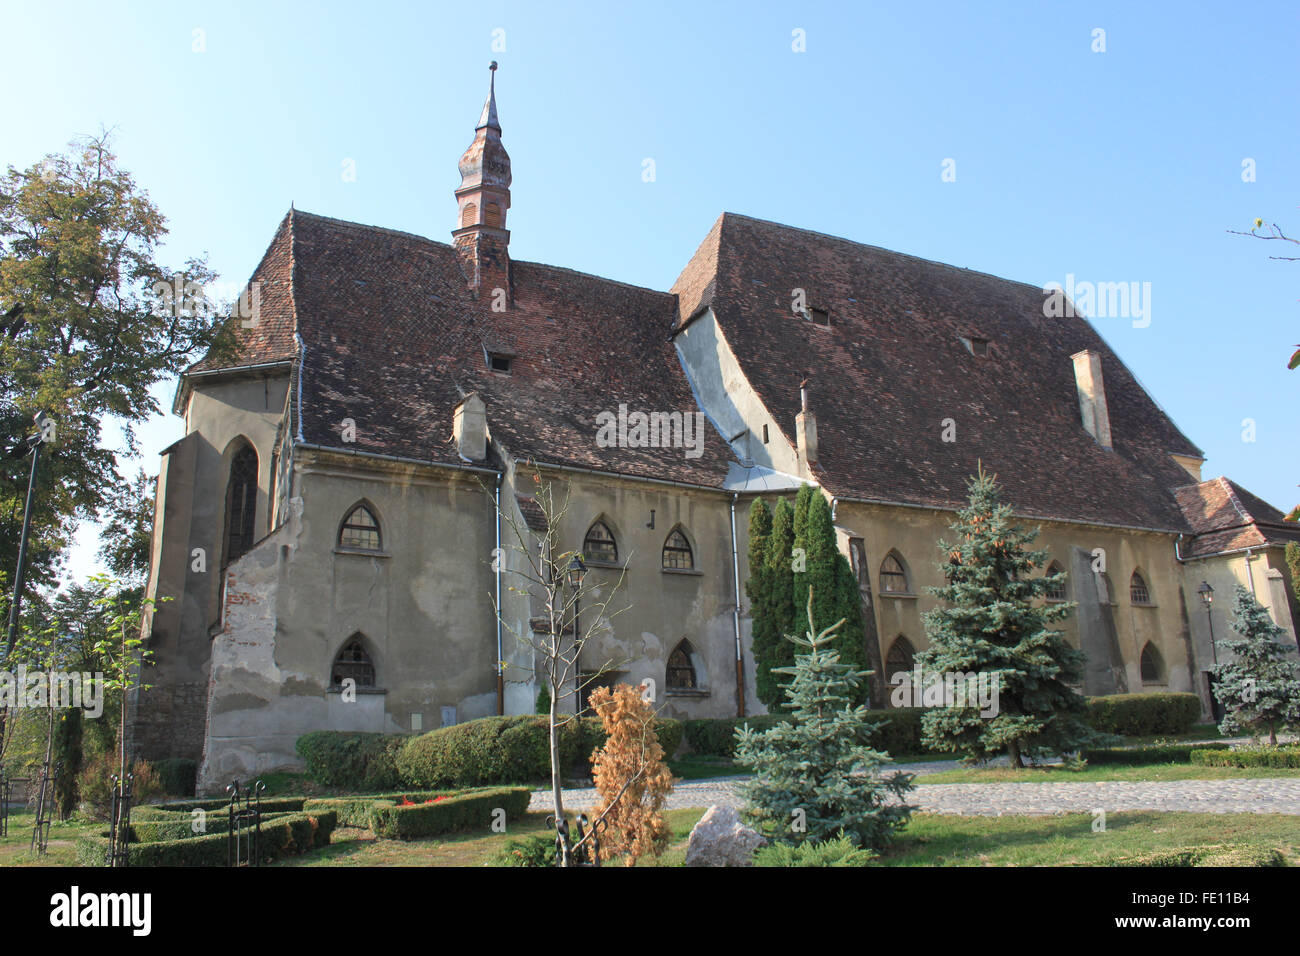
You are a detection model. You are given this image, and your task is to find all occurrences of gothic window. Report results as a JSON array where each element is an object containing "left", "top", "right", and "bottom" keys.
[
  {"left": 880, "top": 552, "right": 910, "bottom": 593},
  {"left": 667, "top": 640, "right": 698, "bottom": 690},
  {"left": 484, "top": 203, "right": 502, "bottom": 227},
  {"left": 332, "top": 635, "right": 376, "bottom": 688},
  {"left": 1140, "top": 642, "right": 1164, "bottom": 684},
  {"left": 885, "top": 636, "right": 916, "bottom": 678},
  {"left": 223, "top": 443, "right": 258, "bottom": 566},
  {"left": 1044, "top": 561, "right": 1067, "bottom": 601},
  {"left": 1130, "top": 571, "right": 1152, "bottom": 605},
  {"left": 584, "top": 520, "right": 617, "bottom": 564},
  {"left": 339, "top": 504, "right": 381, "bottom": 551},
  {"left": 461, "top": 202, "right": 477, "bottom": 228},
  {"left": 662, "top": 529, "right": 694, "bottom": 570}
]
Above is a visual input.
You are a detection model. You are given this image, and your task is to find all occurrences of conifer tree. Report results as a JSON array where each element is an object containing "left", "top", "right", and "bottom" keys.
[
  {"left": 735, "top": 591, "right": 914, "bottom": 850},
  {"left": 1212, "top": 585, "right": 1300, "bottom": 746},
  {"left": 918, "top": 466, "right": 1103, "bottom": 766},
  {"left": 793, "top": 492, "right": 869, "bottom": 702},
  {"left": 745, "top": 500, "right": 779, "bottom": 707},
  {"left": 756, "top": 497, "right": 798, "bottom": 708}
]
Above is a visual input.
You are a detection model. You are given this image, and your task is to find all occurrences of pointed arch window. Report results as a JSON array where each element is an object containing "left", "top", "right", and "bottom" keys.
[
  {"left": 331, "top": 635, "right": 376, "bottom": 688},
  {"left": 1140, "top": 642, "right": 1164, "bottom": 684},
  {"left": 667, "top": 640, "right": 699, "bottom": 690},
  {"left": 662, "top": 529, "right": 694, "bottom": 570},
  {"left": 885, "top": 636, "right": 916, "bottom": 678},
  {"left": 584, "top": 520, "right": 618, "bottom": 564},
  {"left": 880, "top": 553, "right": 910, "bottom": 593},
  {"left": 339, "top": 504, "right": 382, "bottom": 551},
  {"left": 484, "top": 203, "right": 502, "bottom": 228},
  {"left": 1044, "top": 561, "right": 1067, "bottom": 602},
  {"left": 461, "top": 202, "right": 478, "bottom": 228},
  {"left": 1130, "top": 571, "right": 1152, "bottom": 605},
  {"left": 223, "top": 443, "right": 258, "bottom": 566}
]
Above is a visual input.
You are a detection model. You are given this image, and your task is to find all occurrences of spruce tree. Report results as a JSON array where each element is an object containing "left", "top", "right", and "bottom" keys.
[
  {"left": 756, "top": 497, "right": 798, "bottom": 708},
  {"left": 918, "top": 466, "right": 1103, "bottom": 766},
  {"left": 1212, "top": 584, "right": 1300, "bottom": 745},
  {"left": 735, "top": 591, "right": 914, "bottom": 850}
]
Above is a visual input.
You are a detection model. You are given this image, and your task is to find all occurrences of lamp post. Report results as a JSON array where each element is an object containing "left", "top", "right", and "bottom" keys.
[
  {"left": 565, "top": 555, "right": 587, "bottom": 714},
  {"left": 4, "top": 411, "right": 52, "bottom": 661},
  {"left": 1197, "top": 581, "right": 1216, "bottom": 664},
  {"left": 1197, "top": 580, "right": 1221, "bottom": 722}
]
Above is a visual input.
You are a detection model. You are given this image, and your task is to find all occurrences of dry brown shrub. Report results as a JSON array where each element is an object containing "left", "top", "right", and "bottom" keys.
[{"left": 589, "top": 683, "right": 676, "bottom": 866}]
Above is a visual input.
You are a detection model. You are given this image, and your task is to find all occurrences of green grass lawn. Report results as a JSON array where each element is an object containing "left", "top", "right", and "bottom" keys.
[
  {"left": 274, "top": 808, "right": 705, "bottom": 867},
  {"left": 274, "top": 806, "right": 1299, "bottom": 867},
  {"left": 919, "top": 764, "right": 1300, "bottom": 784},
  {"left": 6, "top": 802, "right": 1296, "bottom": 867},
  {"left": 0, "top": 812, "right": 100, "bottom": 867},
  {"left": 875, "top": 810, "right": 1300, "bottom": 866}
]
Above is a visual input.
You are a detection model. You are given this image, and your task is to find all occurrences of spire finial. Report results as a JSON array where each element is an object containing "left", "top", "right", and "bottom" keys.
[{"left": 477, "top": 61, "right": 501, "bottom": 131}]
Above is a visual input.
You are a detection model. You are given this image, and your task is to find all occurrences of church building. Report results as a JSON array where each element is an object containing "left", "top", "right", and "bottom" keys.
[{"left": 129, "top": 66, "right": 1300, "bottom": 792}]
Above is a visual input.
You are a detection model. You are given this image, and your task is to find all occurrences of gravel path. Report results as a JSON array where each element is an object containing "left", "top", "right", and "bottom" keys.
[{"left": 529, "top": 750, "right": 1300, "bottom": 817}]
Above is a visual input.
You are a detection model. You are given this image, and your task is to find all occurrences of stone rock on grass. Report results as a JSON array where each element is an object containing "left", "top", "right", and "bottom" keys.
[{"left": 685, "top": 804, "right": 767, "bottom": 867}]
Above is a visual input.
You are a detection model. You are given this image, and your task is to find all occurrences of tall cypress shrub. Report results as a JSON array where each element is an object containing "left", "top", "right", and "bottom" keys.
[
  {"left": 758, "top": 498, "right": 798, "bottom": 708},
  {"left": 745, "top": 500, "right": 779, "bottom": 707}
]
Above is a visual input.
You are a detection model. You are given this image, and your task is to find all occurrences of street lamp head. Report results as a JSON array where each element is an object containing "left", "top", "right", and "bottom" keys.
[
  {"left": 1197, "top": 580, "right": 1214, "bottom": 606},
  {"left": 566, "top": 554, "right": 587, "bottom": 589}
]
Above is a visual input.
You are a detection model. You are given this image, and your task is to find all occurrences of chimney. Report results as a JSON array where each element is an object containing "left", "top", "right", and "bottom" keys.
[
  {"left": 454, "top": 392, "right": 487, "bottom": 461},
  {"left": 1070, "top": 350, "right": 1113, "bottom": 449},
  {"left": 796, "top": 378, "right": 818, "bottom": 470}
]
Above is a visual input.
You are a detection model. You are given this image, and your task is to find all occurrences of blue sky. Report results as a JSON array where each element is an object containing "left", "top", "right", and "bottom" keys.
[{"left": 4, "top": 0, "right": 1297, "bottom": 584}]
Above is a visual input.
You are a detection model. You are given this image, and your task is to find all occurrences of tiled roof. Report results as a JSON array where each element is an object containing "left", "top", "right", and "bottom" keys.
[
  {"left": 1174, "top": 477, "right": 1300, "bottom": 557},
  {"left": 673, "top": 213, "right": 1204, "bottom": 531},
  {"left": 188, "top": 212, "right": 300, "bottom": 374},
  {"left": 186, "top": 208, "right": 1294, "bottom": 541},
  {"left": 515, "top": 495, "right": 548, "bottom": 533},
  {"left": 186, "top": 210, "right": 733, "bottom": 487}
]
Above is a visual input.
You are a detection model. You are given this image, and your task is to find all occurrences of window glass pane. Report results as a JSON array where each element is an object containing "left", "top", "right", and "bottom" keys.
[
  {"left": 880, "top": 554, "right": 908, "bottom": 592},
  {"left": 584, "top": 522, "right": 617, "bottom": 563},
  {"left": 662, "top": 530, "right": 693, "bottom": 569},
  {"left": 332, "top": 637, "right": 376, "bottom": 687},
  {"left": 340, "top": 506, "right": 381, "bottom": 550}
]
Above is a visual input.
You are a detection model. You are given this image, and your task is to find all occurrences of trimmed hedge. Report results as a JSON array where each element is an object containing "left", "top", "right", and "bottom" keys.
[
  {"left": 393, "top": 716, "right": 682, "bottom": 789},
  {"left": 75, "top": 810, "right": 336, "bottom": 867},
  {"left": 682, "top": 693, "right": 1203, "bottom": 759},
  {"left": 1189, "top": 745, "right": 1300, "bottom": 768},
  {"left": 1109, "top": 844, "right": 1285, "bottom": 867},
  {"left": 491, "top": 832, "right": 557, "bottom": 867},
  {"left": 367, "top": 787, "right": 530, "bottom": 840},
  {"left": 1083, "top": 693, "right": 1201, "bottom": 736},
  {"left": 1083, "top": 744, "right": 1230, "bottom": 766},
  {"left": 153, "top": 758, "right": 198, "bottom": 797},
  {"left": 684, "top": 710, "right": 933, "bottom": 759},
  {"left": 296, "top": 731, "right": 405, "bottom": 790},
  {"left": 303, "top": 789, "right": 457, "bottom": 828},
  {"left": 141, "top": 797, "right": 308, "bottom": 815}
]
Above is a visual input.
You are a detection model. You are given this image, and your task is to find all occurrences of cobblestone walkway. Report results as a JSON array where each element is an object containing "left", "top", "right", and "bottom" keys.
[{"left": 530, "top": 765, "right": 1300, "bottom": 816}]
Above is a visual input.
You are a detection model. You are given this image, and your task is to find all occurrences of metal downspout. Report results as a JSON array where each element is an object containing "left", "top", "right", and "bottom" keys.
[
  {"left": 730, "top": 492, "right": 745, "bottom": 717},
  {"left": 495, "top": 473, "right": 504, "bottom": 715}
]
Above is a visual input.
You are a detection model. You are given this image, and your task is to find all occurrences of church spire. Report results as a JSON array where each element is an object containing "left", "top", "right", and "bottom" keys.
[
  {"left": 454, "top": 61, "right": 512, "bottom": 300},
  {"left": 477, "top": 60, "right": 500, "bottom": 131}
]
